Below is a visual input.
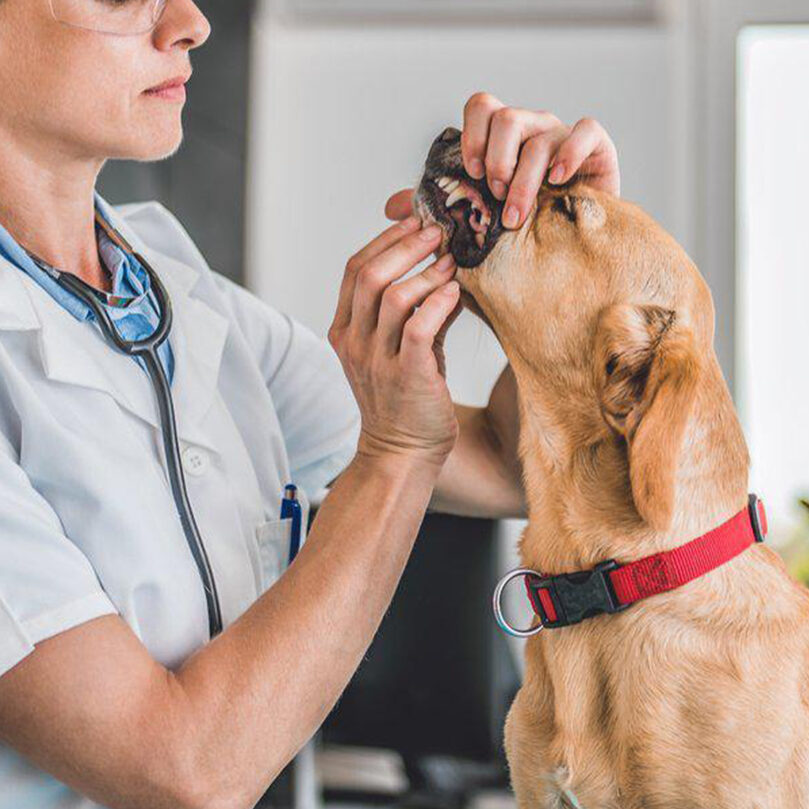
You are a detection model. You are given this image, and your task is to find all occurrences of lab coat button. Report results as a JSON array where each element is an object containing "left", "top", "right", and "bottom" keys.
[{"left": 182, "top": 446, "right": 210, "bottom": 477}]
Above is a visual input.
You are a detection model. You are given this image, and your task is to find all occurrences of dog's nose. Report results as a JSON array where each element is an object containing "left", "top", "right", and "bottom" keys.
[{"left": 435, "top": 126, "right": 461, "bottom": 145}]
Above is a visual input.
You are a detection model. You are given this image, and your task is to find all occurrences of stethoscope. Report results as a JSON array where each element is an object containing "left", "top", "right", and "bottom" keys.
[{"left": 23, "top": 212, "right": 223, "bottom": 638}]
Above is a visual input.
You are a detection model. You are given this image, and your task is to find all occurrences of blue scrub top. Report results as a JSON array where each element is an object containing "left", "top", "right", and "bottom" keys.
[{"left": 0, "top": 190, "right": 174, "bottom": 384}]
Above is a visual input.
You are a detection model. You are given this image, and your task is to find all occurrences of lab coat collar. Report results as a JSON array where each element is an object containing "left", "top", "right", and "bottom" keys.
[
  {"left": 0, "top": 202, "right": 229, "bottom": 455},
  {"left": 0, "top": 259, "right": 39, "bottom": 331}
]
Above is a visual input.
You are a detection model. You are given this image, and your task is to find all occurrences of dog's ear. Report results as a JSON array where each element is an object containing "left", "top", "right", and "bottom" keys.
[{"left": 594, "top": 303, "right": 701, "bottom": 531}]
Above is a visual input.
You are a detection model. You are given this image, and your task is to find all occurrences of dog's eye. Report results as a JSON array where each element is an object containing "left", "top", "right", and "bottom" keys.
[{"left": 552, "top": 195, "right": 577, "bottom": 223}]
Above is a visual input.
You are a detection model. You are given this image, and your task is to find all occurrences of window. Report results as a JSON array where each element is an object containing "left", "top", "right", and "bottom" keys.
[{"left": 737, "top": 25, "right": 809, "bottom": 548}]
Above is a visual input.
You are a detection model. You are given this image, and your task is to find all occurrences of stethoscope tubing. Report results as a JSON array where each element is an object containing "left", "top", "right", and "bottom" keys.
[{"left": 49, "top": 245, "right": 224, "bottom": 638}]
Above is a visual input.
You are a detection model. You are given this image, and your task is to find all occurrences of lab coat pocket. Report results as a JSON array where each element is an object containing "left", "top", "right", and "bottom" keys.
[{"left": 255, "top": 517, "right": 292, "bottom": 592}]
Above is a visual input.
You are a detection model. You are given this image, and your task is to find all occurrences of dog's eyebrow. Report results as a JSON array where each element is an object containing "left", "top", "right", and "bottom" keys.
[{"left": 552, "top": 195, "right": 577, "bottom": 223}]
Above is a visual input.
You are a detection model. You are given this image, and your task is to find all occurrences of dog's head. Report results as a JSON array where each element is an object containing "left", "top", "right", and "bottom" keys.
[{"left": 414, "top": 127, "right": 722, "bottom": 531}]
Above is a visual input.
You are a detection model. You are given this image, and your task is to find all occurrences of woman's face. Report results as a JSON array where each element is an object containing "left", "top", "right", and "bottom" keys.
[{"left": 0, "top": 0, "right": 211, "bottom": 164}]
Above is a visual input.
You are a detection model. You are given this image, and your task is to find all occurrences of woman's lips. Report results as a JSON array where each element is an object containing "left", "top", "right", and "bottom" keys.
[
  {"left": 143, "top": 75, "right": 189, "bottom": 102},
  {"left": 143, "top": 83, "right": 186, "bottom": 102}
]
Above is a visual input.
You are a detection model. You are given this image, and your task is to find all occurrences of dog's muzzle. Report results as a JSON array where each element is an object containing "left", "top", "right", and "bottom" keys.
[{"left": 413, "top": 127, "right": 505, "bottom": 269}]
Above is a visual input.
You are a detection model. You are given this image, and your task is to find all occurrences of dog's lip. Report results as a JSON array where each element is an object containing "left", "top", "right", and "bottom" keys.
[
  {"left": 422, "top": 177, "right": 457, "bottom": 227},
  {"left": 432, "top": 183, "right": 495, "bottom": 329},
  {"left": 420, "top": 171, "right": 500, "bottom": 260},
  {"left": 423, "top": 174, "right": 458, "bottom": 205}
]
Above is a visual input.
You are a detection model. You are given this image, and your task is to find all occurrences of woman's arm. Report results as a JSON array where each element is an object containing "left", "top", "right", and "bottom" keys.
[
  {"left": 0, "top": 453, "right": 439, "bottom": 809},
  {"left": 0, "top": 216, "right": 461, "bottom": 809},
  {"left": 430, "top": 365, "right": 526, "bottom": 519}
]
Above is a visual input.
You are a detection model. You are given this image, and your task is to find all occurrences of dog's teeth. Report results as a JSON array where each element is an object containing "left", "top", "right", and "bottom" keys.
[
  {"left": 445, "top": 187, "right": 466, "bottom": 207},
  {"left": 470, "top": 202, "right": 490, "bottom": 224},
  {"left": 475, "top": 232, "right": 485, "bottom": 248},
  {"left": 444, "top": 179, "right": 461, "bottom": 193},
  {"left": 437, "top": 177, "right": 451, "bottom": 189}
]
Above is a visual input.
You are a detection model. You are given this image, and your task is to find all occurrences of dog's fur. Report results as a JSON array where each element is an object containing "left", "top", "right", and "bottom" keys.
[{"left": 415, "top": 130, "right": 809, "bottom": 807}]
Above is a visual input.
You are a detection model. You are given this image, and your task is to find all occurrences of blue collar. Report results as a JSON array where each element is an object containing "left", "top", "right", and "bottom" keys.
[{"left": 0, "top": 191, "right": 156, "bottom": 322}]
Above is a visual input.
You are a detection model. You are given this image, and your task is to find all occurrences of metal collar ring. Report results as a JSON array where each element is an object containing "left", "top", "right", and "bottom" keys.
[{"left": 492, "top": 567, "right": 544, "bottom": 638}]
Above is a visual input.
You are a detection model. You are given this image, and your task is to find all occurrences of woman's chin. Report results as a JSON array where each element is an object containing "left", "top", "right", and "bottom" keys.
[{"left": 125, "top": 128, "right": 185, "bottom": 162}]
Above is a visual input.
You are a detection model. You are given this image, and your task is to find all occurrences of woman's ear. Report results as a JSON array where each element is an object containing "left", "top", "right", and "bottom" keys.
[{"left": 594, "top": 303, "right": 701, "bottom": 531}]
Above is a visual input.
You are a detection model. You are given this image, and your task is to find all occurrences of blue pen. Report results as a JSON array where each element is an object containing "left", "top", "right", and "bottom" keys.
[{"left": 281, "top": 483, "right": 303, "bottom": 565}]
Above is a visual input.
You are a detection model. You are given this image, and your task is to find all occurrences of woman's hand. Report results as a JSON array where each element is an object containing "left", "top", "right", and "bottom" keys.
[
  {"left": 386, "top": 94, "right": 620, "bottom": 228},
  {"left": 329, "top": 217, "right": 462, "bottom": 468}
]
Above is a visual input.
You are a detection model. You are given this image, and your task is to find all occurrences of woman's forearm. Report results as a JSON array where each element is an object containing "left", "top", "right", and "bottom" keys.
[
  {"left": 430, "top": 403, "right": 525, "bottom": 518},
  {"left": 483, "top": 364, "right": 521, "bottom": 472},
  {"left": 430, "top": 365, "right": 526, "bottom": 519},
  {"left": 172, "top": 451, "right": 440, "bottom": 808}
]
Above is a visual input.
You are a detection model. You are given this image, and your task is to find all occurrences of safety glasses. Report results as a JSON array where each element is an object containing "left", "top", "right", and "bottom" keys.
[{"left": 49, "top": 0, "right": 168, "bottom": 36}]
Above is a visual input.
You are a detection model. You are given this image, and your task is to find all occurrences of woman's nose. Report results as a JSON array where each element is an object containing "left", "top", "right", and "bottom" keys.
[{"left": 154, "top": 0, "right": 212, "bottom": 50}]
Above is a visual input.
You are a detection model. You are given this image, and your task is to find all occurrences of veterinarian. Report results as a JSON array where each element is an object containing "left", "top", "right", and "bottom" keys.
[{"left": 0, "top": 1, "right": 620, "bottom": 807}]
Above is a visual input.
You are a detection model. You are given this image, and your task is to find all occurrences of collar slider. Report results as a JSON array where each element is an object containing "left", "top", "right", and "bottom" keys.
[{"left": 748, "top": 493, "right": 767, "bottom": 543}]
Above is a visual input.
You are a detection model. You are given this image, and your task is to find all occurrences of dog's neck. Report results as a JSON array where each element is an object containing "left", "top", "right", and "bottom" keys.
[{"left": 511, "top": 354, "right": 750, "bottom": 574}]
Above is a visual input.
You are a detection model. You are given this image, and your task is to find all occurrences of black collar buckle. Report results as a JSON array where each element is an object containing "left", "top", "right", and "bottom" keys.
[{"left": 527, "top": 559, "right": 630, "bottom": 629}]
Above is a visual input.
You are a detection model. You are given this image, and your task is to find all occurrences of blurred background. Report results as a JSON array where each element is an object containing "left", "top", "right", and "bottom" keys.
[{"left": 98, "top": 0, "right": 809, "bottom": 807}]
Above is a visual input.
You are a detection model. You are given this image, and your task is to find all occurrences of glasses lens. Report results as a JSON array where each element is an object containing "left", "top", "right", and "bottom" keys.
[{"left": 51, "top": 0, "right": 166, "bottom": 36}]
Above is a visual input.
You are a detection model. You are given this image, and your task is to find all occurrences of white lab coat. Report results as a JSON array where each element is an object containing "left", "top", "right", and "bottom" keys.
[{"left": 0, "top": 199, "right": 361, "bottom": 808}]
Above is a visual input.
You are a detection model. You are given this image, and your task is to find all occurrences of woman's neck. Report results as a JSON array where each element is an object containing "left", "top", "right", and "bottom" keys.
[{"left": 0, "top": 127, "right": 106, "bottom": 287}]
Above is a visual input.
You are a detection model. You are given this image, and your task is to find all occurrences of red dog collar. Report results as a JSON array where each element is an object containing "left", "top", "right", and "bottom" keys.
[{"left": 515, "top": 494, "right": 768, "bottom": 631}]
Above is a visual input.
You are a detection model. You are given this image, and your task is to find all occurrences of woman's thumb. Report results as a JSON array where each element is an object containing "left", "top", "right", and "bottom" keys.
[{"left": 385, "top": 188, "right": 415, "bottom": 221}]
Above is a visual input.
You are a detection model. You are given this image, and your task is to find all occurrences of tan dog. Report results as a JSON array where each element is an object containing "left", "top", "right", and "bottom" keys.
[{"left": 414, "top": 128, "right": 809, "bottom": 808}]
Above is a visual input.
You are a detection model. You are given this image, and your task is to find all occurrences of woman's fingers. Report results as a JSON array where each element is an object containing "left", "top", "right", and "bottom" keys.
[
  {"left": 435, "top": 296, "right": 463, "bottom": 348},
  {"left": 483, "top": 107, "right": 531, "bottom": 200},
  {"left": 502, "top": 125, "right": 570, "bottom": 229},
  {"left": 399, "top": 281, "right": 461, "bottom": 371},
  {"left": 432, "top": 297, "right": 464, "bottom": 377},
  {"left": 330, "top": 210, "right": 460, "bottom": 466},
  {"left": 457, "top": 97, "right": 622, "bottom": 235},
  {"left": 385, "top": 188, "right": 415, "bottom": 221},
  {"left": 484, "top": 108, "right": 562, "bottom": 201},
  {"left": 548, "top": 117, "right": 604, "bottom": 185},
  {"left": 548, "top": 117, "right": 621, "bottom": 196},
  {"left": 377, "top": 253, "right": 456, "bottom": 355},
  {"left": 331, "top": 216, "right": 422, "bottom": 333},
  {"left": 461, "top": 92, "right": 505, "bottom": 181},
  {"left": 349, "top": 225, "right": 443, "bottom": 338}
]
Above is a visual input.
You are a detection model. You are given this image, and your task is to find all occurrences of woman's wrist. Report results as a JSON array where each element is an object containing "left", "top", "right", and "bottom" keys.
[
  {"left": 351, "top": 444, "right": 446, "bottom": 486},
  {"left": 355, "top": 428, "right": 454, "bottom": 477}
]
